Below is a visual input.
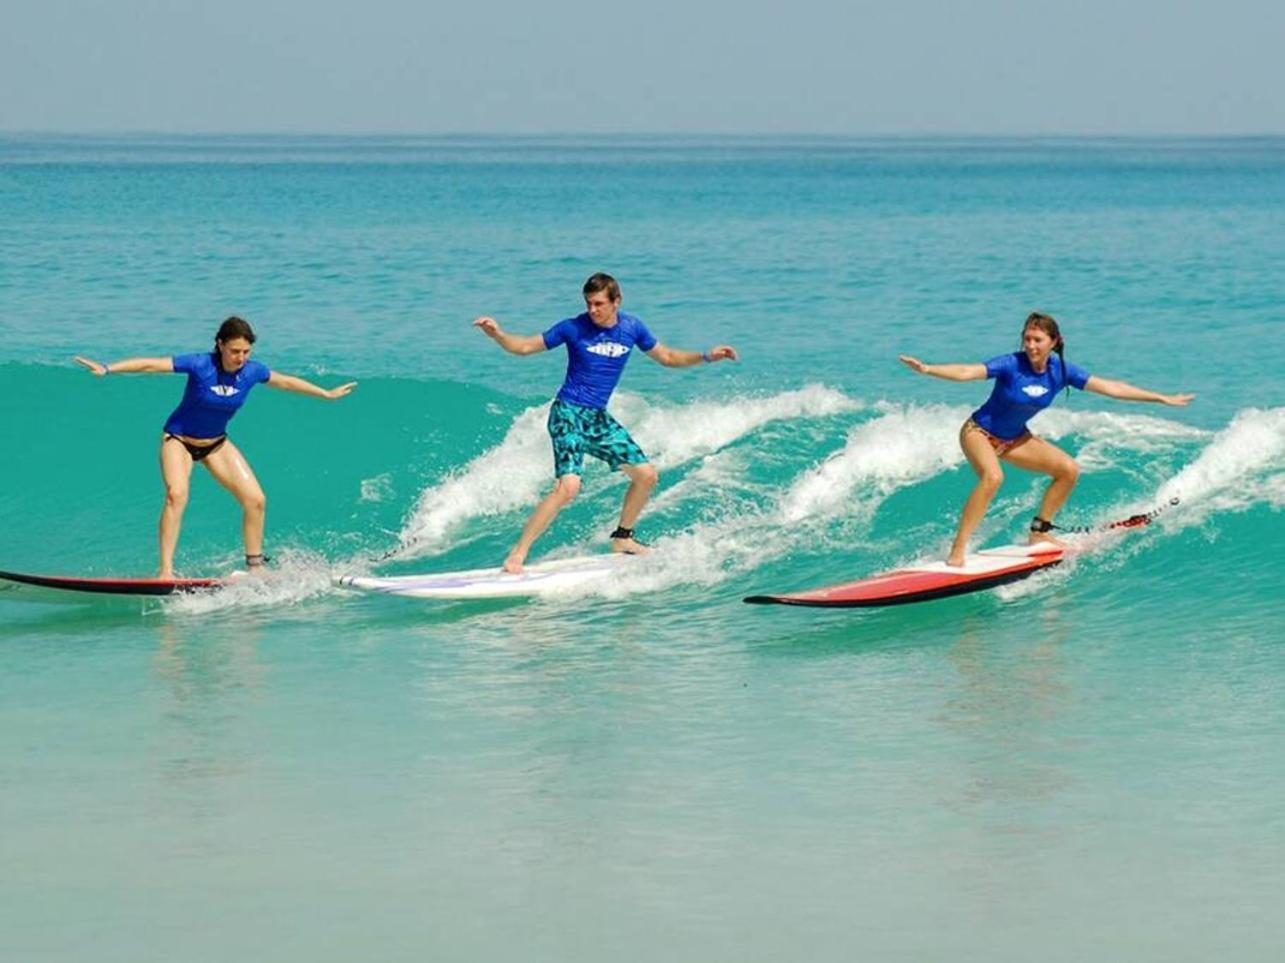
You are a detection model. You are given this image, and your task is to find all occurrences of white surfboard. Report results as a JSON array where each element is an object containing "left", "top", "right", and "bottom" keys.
[{"left": 334, "top": 553, "right": 634, "bottom": 600}]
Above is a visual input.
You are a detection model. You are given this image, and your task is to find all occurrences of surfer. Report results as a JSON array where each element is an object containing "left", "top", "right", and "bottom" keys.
[
  {"left": 899, "top": 312, "right": 1193, "bottom": 566},
  {"left": 474, "top": 272, "right": 738, "bottom": 573},
  {"left": 76, "top": 317, "right": 356, "bottom": 578}
]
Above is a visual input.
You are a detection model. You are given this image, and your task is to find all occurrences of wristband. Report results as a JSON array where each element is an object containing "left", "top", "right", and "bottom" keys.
[
  {"left": 701, "top": 351, "right": 711, "bottom": 363},
  {"left": 102, "top": 364, "right": 111, "bottom": 376}
]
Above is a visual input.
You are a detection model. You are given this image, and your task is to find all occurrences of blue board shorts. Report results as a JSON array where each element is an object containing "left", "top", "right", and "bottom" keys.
[{"left": 547, "top": 399, "right": 648, "bottom": 477}]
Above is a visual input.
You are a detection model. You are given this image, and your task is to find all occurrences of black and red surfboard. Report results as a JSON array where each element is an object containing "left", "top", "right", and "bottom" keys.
[{"left": 0, "top": 569, "right": 224, "bottom": 600}]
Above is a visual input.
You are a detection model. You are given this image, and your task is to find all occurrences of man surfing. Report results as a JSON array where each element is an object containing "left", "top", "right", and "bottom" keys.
[{"left": 474, "top": 273, "right": 738, "bottom": 573}]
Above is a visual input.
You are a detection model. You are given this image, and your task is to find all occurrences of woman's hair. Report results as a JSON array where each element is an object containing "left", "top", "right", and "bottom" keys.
[
  {"left": 583, "top": 272, "right": 621, "bottom": 302},
  {"left": 1023, "top": 312, "right": 1069, "bottom": 395},
  {"left": 215, "top": 316, "right": 256, "bottom": 346}
]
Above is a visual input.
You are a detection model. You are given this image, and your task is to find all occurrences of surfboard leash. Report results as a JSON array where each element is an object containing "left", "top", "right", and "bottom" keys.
[{"left": 1045, "top": 496, "right": 1180, "bottom": 534}]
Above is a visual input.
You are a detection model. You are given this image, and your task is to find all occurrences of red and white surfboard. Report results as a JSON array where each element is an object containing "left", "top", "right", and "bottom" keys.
[
  {"left": 744, "top": 502, "right": 1176, "bottom": 609},
  {"left": 743, "top": 543, "right": 1065, "bottom": 608}
]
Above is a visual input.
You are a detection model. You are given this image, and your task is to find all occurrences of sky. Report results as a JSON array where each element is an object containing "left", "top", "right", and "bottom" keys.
[{"left": 3, "top": 0, "right": 1283, "bottom": 134}]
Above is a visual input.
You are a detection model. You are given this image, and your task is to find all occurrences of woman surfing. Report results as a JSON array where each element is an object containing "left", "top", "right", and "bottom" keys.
[
  {"left": 900, "top": 312, "right": 1193, "bottom": 566},
  {"left": 76, "top": 316, "right": 356, "bottom": 578}
]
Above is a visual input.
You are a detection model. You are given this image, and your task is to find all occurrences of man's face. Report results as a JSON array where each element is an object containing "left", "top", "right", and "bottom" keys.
[{"left": 584, "top": 291, "right": 621, "bottom": 327}]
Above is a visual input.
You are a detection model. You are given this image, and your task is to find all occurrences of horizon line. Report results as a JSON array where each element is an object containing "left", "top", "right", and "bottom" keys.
[{"left": 4, "top": 129, "right": 1285, "bottom": 140}]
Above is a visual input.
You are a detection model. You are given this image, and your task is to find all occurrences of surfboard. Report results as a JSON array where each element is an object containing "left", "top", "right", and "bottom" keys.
[
  {"left": 334, "top": 553, "right": 633, "bottom": 600},
  {"left": 743, "top": 501, "right": 1177, "bottom": 609},
  {"left": 743, "top": 543, "right": 1065, "bottom": 608},
  {"left": 0, "top": 569, "right": 225, "bottom": 601}
]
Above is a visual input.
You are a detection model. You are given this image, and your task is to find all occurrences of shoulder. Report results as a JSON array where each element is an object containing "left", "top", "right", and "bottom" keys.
[
  {"left": 245, "top": 359, "right": 271, "bottom": 382},
  {"left": 1057, "top": 355, "right": 1091, "bottom": 389},
  {"left": 173, "top": 352, "right": 213, "bottom": 375},
  {"left": 620, "top": 312, "right": 657, "bottom": 345},
  {"left": 984, "top": 352, "right": 1020, "bottom": 377},
  {"left": 542, "top": 315, "right": 583, "bottom": 346}
]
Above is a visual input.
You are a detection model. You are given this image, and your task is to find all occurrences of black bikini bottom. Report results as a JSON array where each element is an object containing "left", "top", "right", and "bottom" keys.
[{"left": 165, "top": 433, "right": 227, "bottom": 462}]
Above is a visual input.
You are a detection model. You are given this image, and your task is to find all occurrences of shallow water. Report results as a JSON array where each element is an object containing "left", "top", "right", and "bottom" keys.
[{"left": 2, "top": 134, "right": 1283, "bottom": 961}]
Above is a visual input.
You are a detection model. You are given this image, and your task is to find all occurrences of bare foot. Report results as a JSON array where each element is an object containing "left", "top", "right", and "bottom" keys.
[
  {"left": 157, "top": 570, "right": 175, "bottom": 580},
  {"left": 502, "top": 553, "right": 525, "bottom": 574},
  {"left": 946, "top": 553, "right": 966, "bottom": 568},
  {"left": 610, "top": 537, "right": 649, "bottom": 556}
]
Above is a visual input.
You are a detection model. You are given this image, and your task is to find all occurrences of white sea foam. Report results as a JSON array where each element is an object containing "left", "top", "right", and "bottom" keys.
[
  {"left": 359, "top": 473, "right": 394, "bottom": 503},
  {"left": 164, "top": 550, "right": 336, "bottom": 614},
  {"left": 391, "top": 385, "right": 860, "bottom": 559},
  {"left": 347, "top": 395, "right": 1224, "bottom": 601},
  {"left": 613, "top": 384, "right": 859, "bottom": 467},
  {"left": 1155, "top": 407, "right": 1285, "bottom": 523},
  {"left": 570, "top": 403, "right": 1213, "bottom": 597},
  {"left": 394, "top": 404, "right": 553, "bottom": 557},
  {"left": 776, "top": 402, "right": 968, "bottom": 525}
]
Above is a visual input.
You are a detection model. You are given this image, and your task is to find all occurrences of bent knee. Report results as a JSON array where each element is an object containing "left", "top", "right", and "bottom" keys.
[
  {"left": 242, "top": 491, "right": 267, "bottom": 514},
  {"left": 554, "top": 476, "right": 582, "bottom": 502},
  {"left": 164, "top": 486, "right": 189, "bottom": 509},
  {"left": 979, "top": 469, "right": 1004, "bottom": 492},
  {"left": 1058, "top": 459, "right": 1080, "bottom": 483},
  {"left": 633, "top": 463, "right": 659, "bottom": 487}
]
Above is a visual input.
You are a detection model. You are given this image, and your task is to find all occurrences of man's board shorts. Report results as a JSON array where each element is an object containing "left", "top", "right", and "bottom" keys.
[
  {"left": 548, "top": 399, "right": 648, "bottom": 477},
  {"left": 962, "top": 418, "right": 1032, "bottom": 456}
]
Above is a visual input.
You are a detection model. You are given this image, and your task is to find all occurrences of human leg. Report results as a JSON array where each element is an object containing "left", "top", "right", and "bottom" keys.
[
  {"left": 201, "top": 439, "right": 268, "bottom": 565},
  {"left": 1000, "top": 435, "right": 1080, "bottom": 544},
  {"left": 612, "top": 461, "right": 658, "bottom": 554},
  {"left": 579, "top": 408, "right": 653, "bottom": 554},
  {"left": 504, "top": 473, "right": 582, "bottom": 573},
  {"left": 948, "top": 422, "right": 1006, "bottom": 566},
  {"left": 499, "top": 400, "right": 593, "bottom": 572},
  {"left": 158, "top": 436, "right": 195, "bottom": 578}
]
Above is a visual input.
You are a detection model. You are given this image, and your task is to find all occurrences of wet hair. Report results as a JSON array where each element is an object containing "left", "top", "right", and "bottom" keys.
[
  {"left": 583, "top": 272, "right": 621, "bottom": 302},
  {"left": 215, "top": 316, "right": 256, "bottom": 347},
  {"left": 1022, "top": 312, "right": 1069, "bottom": 395}
]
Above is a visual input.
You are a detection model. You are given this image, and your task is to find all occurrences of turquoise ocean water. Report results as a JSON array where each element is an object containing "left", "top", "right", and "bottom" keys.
[{"left": 2, "top": 135, "right": 1283, "bottom": 961}]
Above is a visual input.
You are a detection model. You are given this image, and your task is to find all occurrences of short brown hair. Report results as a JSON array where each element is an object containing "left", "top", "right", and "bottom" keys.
[{"left": 583, "top": 272, "right": 621, "bottom": 302}]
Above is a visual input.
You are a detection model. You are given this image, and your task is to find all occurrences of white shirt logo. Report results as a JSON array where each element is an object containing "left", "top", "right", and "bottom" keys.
[
  {"left": 587, "top": 342, "right": 629, "bottom": 358},
  {"left": 1022, "top": 385, "right": 1049, "bottom": 398},
  {"left": 211, "top": 385, "right": 241, "bottom": 397}
]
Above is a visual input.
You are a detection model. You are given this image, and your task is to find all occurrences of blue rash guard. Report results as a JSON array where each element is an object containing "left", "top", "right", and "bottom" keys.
[
  {"left": 163, "top": 352, "right": 272, "bottom": 439},
  {"left": 542, "top": 312, "right": 658, "bottom": 410},
  {"left": 971, "top": 351, "right": 1091, "bottom": 440}
]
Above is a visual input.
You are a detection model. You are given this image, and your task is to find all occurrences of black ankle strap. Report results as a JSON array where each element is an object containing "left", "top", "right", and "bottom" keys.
[
  {"left": 609, "top": 527, "right": 634, "bottom": 540},
  {"left": 245, "top": 553, "right": 269, "bottom": 567},
  {"left": 1029, "top": 517, "right": 1054, "bottom": 534}
]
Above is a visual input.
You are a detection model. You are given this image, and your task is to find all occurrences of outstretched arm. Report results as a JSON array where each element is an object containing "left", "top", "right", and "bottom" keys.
[
  {"left": 646, "top": 343, "right": 739, "bottom": 368},
  {"left": 75, "top": 355, "right": 174, "bottom": 376},
  {"left": 1084, "top": 375, "right": 1194, "bottom": 407},
  {"left": 473, "top": 317, "right": 547, "bottom": 356},
  {"left": 267, "top": 372, "right": 358, "bottom": 400},
  {"left": 898, "top": 355, "right": 988, "bottom": 381}
]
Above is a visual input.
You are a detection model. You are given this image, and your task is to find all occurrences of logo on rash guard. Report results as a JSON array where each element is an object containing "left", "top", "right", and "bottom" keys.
[
  {"left": 211, "top": 385, "right": 241, "bottom": 397},
  {"left": 587, "top": 342, "right": 630, "bottom": 358},
  {"left": 1022, "top": 385, "right": 1049, "bottom": 398}
]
